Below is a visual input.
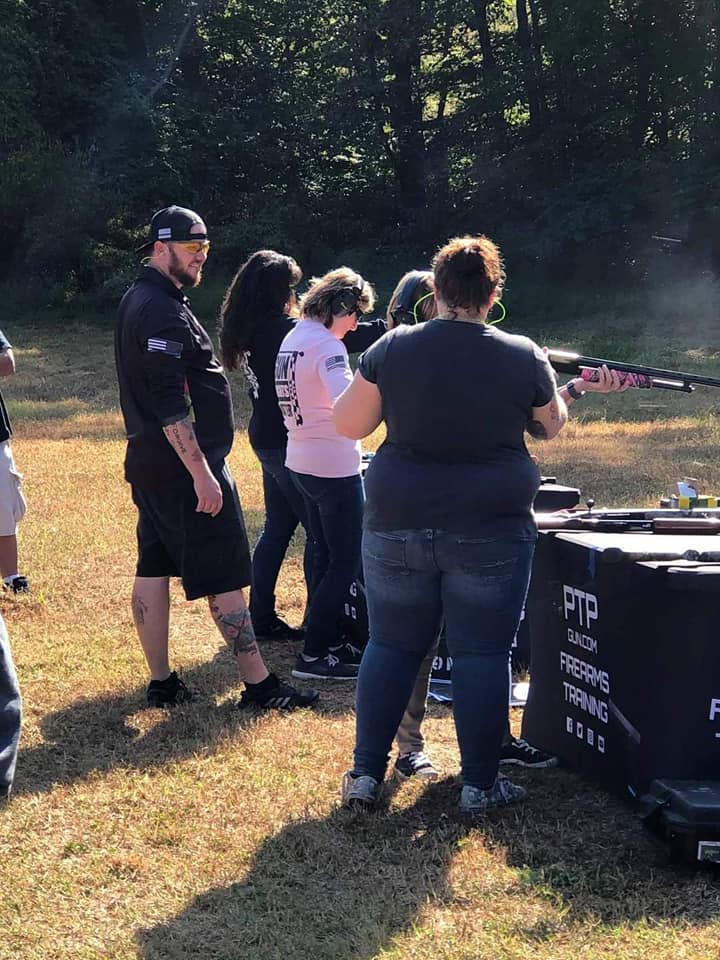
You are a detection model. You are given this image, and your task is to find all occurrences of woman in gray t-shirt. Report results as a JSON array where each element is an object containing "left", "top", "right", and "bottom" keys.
[{"left": 335, "top": 234, "right": 568, "bottom": 816}]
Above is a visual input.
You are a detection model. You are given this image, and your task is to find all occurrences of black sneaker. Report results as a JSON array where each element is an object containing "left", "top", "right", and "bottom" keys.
[
  {"left": 254, "top": 616, "right": 304, "bottom": 643},
  {"left": 499, "top": 736, "right": 558, "bottom": 769},
  {"left": 5, "top": 575, "right": 28, "bottom": 594},
  {"left": 238, "top": 673, "right": 319, "bottom": 710},
  {"left": 0, "top": 784, "right": 11, "bottom": 805},
  {"left": 459, "top": 774, "right": 528, "bottom": 814},
  {"left": 146, "top": 671, "right": 195, "bottom": 708},
  {"left": 394, "top": 751, "right": 440, "bottom": 781},
  {"left": 341, "top": 771, "right": 380, "bottom": 810},
  {"left": 291, "top": 653, "right": 359, "bottom": 681},
  {"left": 328, "top": 641, "right": 364, "bottom": 665}
]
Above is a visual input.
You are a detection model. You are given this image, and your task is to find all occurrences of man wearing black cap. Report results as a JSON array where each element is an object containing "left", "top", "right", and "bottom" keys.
[{"left": 115, "top": 205, "right": 318, "bottom": 710}]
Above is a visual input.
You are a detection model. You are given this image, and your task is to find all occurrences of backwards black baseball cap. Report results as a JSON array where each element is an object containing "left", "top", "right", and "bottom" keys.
[{"left": 136, "top": 205, "right": 208, "bottom": 254}]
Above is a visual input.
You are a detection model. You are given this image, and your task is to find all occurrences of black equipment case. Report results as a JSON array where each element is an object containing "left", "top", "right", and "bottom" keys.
[
  {"left": 522, "top": 527, "right": 720, "bottom": 797},
  {"left": 640, "top": 780, "right": 720, "bottom": 865}
]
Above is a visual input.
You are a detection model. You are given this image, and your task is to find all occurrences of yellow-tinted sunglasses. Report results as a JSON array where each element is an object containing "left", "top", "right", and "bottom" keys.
[{"left": 172, "top": 239, "right": 210, "bottom": 255}]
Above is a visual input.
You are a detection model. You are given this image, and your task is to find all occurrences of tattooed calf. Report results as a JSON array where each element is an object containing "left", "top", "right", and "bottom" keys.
[
  {"left": 209, "top": 599, "right": 259, "bottom": 657},
  {"left": 131, "top": 593, "right": 149, "bottom": 627}
]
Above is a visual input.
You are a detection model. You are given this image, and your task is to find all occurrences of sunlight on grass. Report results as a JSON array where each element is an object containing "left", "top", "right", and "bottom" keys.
[
  {"left": 9, "top": 398, "right": 98, "bottom": 420},
  {"left": 1, "top": 323, "right": 719, "bottom": 960}
]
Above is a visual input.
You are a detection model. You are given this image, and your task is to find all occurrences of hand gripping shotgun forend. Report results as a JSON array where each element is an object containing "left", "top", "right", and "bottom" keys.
[{"left": 546, "top": 350, "right": 720, "bottom": 393}]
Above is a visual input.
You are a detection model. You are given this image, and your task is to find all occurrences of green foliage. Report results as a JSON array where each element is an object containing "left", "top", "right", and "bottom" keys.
[
  {"left": 0, "top": 0, "right": 42, "bottom": 149},
  {"left": 1, "top": 0, "right": 719, "bottom": 304}
]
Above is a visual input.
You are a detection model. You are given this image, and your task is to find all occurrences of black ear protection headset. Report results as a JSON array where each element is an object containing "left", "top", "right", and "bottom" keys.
[
  {"left": 329, "top": 273, "right": 365, "bottom": 317},
  {"left": 390, "top": 270, "right": 429, "bottom": 326}
]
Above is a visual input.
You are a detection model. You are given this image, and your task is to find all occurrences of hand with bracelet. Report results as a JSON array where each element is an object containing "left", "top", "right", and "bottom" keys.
[{"left": 559, "top": 362, "right": 634, "bottom": 403}]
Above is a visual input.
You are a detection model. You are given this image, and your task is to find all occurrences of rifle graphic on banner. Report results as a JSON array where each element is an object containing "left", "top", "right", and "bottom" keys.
[{"left": 546, "top": 350, "right": 720, "bottom": 393}]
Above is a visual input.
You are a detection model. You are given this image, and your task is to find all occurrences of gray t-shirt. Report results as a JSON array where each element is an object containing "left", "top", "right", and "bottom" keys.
[{"left": 359, "top": 319, "right": 556, "bottom": 537}]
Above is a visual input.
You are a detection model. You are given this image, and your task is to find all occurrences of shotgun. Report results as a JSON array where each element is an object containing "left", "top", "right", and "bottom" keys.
[{"left": 546, "top": 350, "right": 720, "bottom": 393}]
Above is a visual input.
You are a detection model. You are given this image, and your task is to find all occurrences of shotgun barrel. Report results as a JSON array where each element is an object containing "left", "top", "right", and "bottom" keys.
[{"left": 546, "top": 350, "right": 720, "bottom": 393}]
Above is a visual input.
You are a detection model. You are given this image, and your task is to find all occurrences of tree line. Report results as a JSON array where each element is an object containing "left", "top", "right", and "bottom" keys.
[{"left": 1, "top": 0, "right": 718, "bottom": 301}]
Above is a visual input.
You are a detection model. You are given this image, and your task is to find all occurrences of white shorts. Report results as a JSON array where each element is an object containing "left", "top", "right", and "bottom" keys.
[{"left": 0, "top": 441, "right": 26, "bottom": 536}]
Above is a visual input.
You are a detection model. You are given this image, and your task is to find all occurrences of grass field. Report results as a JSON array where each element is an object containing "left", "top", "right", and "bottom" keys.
[{"left": 1, "top": 315, "right": 719, "bottom": 960}]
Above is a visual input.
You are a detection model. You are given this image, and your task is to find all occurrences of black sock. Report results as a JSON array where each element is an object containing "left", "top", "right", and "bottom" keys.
[
  {"left": 151, "top": 672, "right": 176, "bottom": 687},
  {"left": 245, "top": 672, "right": 277, "bottom": 693}
]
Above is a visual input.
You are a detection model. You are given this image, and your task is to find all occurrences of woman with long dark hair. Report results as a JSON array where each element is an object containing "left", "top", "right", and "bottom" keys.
[
  {"left": 220, "top": 251, "right": 386, "bottom": 646},
  {"left": 219, "top": 250, "right": 309, "bottom": 642}
]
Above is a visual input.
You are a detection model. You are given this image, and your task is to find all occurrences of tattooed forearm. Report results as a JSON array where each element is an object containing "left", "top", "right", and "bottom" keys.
[
  {"left": 526, "top": 419, "right": 549, "bottom": 439},
  {"left": 209, "top": 600, "right": 259, "bottom": 658},
  {"left": 163, "top": 415, "right": 196, "bottom": 456},
  {"left": 169, "top": 423, "right": 187, "bottom": 454},
  {"left": 131, "top": 593, "right": 148, "bottom": 627}
]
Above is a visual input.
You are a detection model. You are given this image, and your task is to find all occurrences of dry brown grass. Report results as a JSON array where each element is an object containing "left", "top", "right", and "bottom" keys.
[{"left": 0, "top": 324, "right": 719, "bottom": 960}]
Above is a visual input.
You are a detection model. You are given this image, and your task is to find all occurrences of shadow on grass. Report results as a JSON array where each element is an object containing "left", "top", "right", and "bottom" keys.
[
  {"left": 137, "top": 778, "right": 467, "bottom": 960},
  {"left": 477, "top": 766, "right": 720, "bottom": 933},
  {"left": 15, "top": 647, "right": 354, "bottom": 798},
  {"left": 135, "top": 770, "right": 720, "bottom": 960}
]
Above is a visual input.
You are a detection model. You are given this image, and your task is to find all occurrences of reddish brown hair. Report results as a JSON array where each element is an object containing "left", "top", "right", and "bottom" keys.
[{"left": 432, "top": 235, "right": 505, "bottom": 315}]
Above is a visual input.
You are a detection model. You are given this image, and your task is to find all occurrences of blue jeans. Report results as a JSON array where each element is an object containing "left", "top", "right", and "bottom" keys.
[
  {"left": 0, "top": 613, "right": 21, "bottom": 794},
  {"left": 290, "top": 472, "right": 364, "bottom": 658},
  {"left": 354, "top": 529, "right": 535, "bottom": 789},
  {"left": 250, "top": 448, "right": 312, "bottom": 630}
]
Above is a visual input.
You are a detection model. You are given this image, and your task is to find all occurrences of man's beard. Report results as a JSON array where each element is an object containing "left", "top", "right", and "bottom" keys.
[{"left": 168, "top": 248, "right": 202, "bottom": 288}]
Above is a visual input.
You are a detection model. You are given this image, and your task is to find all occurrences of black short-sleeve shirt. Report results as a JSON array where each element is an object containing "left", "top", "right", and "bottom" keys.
[
  {"left": 115, "top": 267, "right": 234, "bottom": 489},
  {"left": 358, "top": 319, "right": 556, "bottom": 537}
]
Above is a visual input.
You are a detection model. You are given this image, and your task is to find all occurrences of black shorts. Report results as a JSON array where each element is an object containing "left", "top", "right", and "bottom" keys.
[{"left": 132, "top": 460, "right": 252, "bottom": 600}]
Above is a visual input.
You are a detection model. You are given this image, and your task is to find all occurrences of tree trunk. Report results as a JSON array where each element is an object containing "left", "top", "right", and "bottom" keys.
[
  {"left": 472, "top": 0, "right": 496, "bottom": 71},
  {"left": 629, "top": 3, "right": 653, "bottom": 149},
  {"left": 376, "top": 0, "right": 428, "bottom": 213},
  {"left": 516, "top": 0, "right": 546, "bottom": 130},
  {"left": 112, "top": 0, "right": 147, "bottom": 65}
]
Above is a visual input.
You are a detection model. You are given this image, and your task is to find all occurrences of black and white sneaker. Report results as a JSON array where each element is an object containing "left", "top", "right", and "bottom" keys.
[
  {"left": 499, "top": 736, "right": 558, "bottom": 769},
  {"left": 394, "top": 751, "right": 440, "bottom": 781},
  {"left": 238, "top": 673, "right": 319, "bottom": 710},
  {"left": 253, "top": 616, "right": 304, "bottom": 643},
  {"left": 146, "top": 671, "right": 195, "bottom": 708},
  {"left": 4, "top": 575, "right": 29, "bottom": 594},
  {"left": 328, "top": 641, "right": 364, "bottom": 665},
  {"left": 291, "top": 653, "right": 359, "bottom": 681}
]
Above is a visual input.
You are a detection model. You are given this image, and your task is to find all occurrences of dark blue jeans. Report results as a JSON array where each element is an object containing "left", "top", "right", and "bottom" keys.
[
  {"left": 0, "top": 613, "right": 21, "bottom": 794},
  {"left": 250, "top": 448, "right": 312, "bottom": 631},
  {"left": 290, "top": 472, "right": 364, "bottom": 658},
  {"left": 354, "top": 529, "right": 535, "bottom": 789}
]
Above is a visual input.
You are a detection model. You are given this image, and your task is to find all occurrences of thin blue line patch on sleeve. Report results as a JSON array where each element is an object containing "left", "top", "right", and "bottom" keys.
[{"left": 147, "top": 337, "right": 183, "bottom": 358}]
